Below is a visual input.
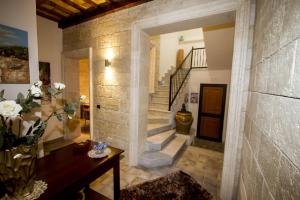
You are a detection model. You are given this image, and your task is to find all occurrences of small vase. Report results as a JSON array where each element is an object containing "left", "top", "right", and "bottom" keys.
[
  {"left": 175, "top": 104, "right": 193, "bottom": 135},
  {"left": 0, "top": 144, "right": 37, "bottom": 198}
]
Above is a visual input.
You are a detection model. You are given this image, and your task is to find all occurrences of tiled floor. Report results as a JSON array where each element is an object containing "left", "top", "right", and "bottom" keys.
[
  {"left": 192, "top": 138, "right": 225, "bottom": 153},
  {"left": 90, "top": 146, "right": 224, "bottom": 200}
]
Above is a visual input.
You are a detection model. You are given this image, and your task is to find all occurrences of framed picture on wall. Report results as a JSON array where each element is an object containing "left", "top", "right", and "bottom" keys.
[
  {"left": 0, "top": 24, "right": 30, "bottom": 84},
  {"left": 39, "top": 62, "right": 51, "bottom": 104},
  {"left": 190, "top": 93, "right": 198, "bottom": 104}
]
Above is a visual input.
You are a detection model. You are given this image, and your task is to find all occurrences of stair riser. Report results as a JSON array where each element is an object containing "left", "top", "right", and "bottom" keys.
[
  {"left": 151, "top": 97, "right": 169, "bottom": 104},
  {"left": 139, "top": 157, "right": 172, "bottom": 168},
  {"left": 145, "top": 133, "right": 175, "bottom": 151},
  {"left": 149, "top": 104, "right": 169, "bottom": 110},
  {"left": 148, "top": 118, "right": 170, "bottom": 124},
  {"left": 159, "top": 85, "right": 169, "bottom": 90},
  {"left": 148, "top": 111, "right": 172, "bottom": 118},
  {"left": 147, "top": 124, "right": 172, "bottom": 136},
  {"left": 155, "top": 91, "right": 169, "bottom": 96}
]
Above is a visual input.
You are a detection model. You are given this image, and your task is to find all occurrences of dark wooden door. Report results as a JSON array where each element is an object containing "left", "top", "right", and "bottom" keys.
[{"left": 197, "top": 84, "right": 227, "bottom": 142}]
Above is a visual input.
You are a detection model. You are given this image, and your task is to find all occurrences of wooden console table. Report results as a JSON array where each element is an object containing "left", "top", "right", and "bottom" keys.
[{"left": 36, "top": 141, "right": 123, "bottom": 200}]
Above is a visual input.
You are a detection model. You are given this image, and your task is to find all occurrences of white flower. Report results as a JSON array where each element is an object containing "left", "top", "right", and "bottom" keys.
[
  {"left": 30, "top": 85, "right": 43, "bottom": 97},
  {"left": 0, "top": 100, "right": 22, "bottom": 119},
  {"left": 33, "top": 80, "right": 42, "bottom": 88},
  {"left": 54, "top": 82, "right": 65, "bottom": 90},
  {"left": 80, "top": 95, "right": 86, "bottom": 101}
]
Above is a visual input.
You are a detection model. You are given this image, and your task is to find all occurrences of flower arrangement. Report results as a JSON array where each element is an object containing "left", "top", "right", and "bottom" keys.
[{"left": 0, "top": 81, "right": 78, "bottom": 150}]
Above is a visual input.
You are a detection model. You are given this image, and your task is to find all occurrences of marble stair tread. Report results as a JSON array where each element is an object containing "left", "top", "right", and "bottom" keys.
[
  {"left": 151, "top": 94, "right": 169, "bottom": 98},
  {"left": 148, "top": 108, "right": 171, "bottom": 113},
  {"left": 161, "top": 135, "right": 186, "bottom": 158},
  {"left": 148, "top": 109, "right": 172, "bottom": 118},
  {"left": 147, "top": 123, "right": 172, "bottom": 136},
  {"left": 139, "top": 151, "right": 172, "bottom": 168},
  {"left": 149, "top": 102, "right": 169, "bottom": 110},
  {"left": 139, "top": 135, "right": 187, "bottom": 168},
  {"left": 147, "top": 114, "right": 170, "bottom": 124},
  {"left": 147, "top": 129, "right": 175, "bottom": 145}
]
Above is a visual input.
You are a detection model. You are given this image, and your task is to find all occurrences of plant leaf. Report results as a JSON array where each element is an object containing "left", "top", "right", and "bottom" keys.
[
  {"left": 56, "top": 114, "right": 64, "bottom": 121},
  {"left": 0, "top": 90, "right": 5, "bottom": 101},
  {"left": 30, "top": 101, "right": 40, "bottom": 108},
  {"left": 0, "top": 132, "right": 3, "bottom": 150},
  {"left": 33, "top": 119, "right": 41, "bottom": 127},
  {"left": 26, "top": 126, "right": 33, "bottom": 136}
]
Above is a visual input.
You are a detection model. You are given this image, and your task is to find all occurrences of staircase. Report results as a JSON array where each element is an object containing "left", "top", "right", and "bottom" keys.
[
  {"left": 139, "top": 47, "right": 207, "bottom": 168},
  {"left": 139, "top": 74, "right": 186, "bottom": 168}
]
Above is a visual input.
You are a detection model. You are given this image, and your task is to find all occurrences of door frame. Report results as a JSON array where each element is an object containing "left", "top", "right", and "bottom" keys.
[
  {"left": 61, "top": 47, "right": 94, "bottom": 141},
  {"left": 130, "top": 1, "right": 255, "bottom": 199},
  {"left": 197, "top": 83, "right": 227, "bottom": 142}
]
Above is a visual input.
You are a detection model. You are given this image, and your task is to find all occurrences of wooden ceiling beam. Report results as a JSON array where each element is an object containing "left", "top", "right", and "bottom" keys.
[
  {"left": 82, "top": 0, "right": 98, "bottom": 7},
  {"left": 59, "top": 0, "right": 153, "bottom": 28},
  {"left": 38, "top": 6, "right": 68, "bottom": 18},
  {"left": 60, "top": 0, "right": 85, "bottom": 12},
  {"left": 37, "top": 10, "right": 61, "bottom": 22},
  {"left": 47, "top": 1, "right": 75, "bottom": 15},
  {"left": 36, "top": 0, "right": 50, "bottom": 7}
]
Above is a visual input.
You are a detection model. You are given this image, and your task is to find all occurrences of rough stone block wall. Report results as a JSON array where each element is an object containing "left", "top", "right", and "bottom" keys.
[
  {"left": 63, "top": 0, "right": 213, "bottom": 159},
  {"left": 239, "top": 0, "right": 300, "bottom": 199}
]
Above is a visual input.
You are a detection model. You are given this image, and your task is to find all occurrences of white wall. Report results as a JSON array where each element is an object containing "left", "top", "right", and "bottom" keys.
[
  {"left": 159, "top": 28, "right": 205, "bottom": 80},
  {"left": 37, "top": 16, "right": 63, "bottom": 142},
  {"left": 0, "top": 0, "right": 39, "bottom": 99},
  {"left": 203, "top": 26, "right": 235, "bottom": 69},
  {"left": 189, "top": 69, "right": 231, "bottom": 142}
]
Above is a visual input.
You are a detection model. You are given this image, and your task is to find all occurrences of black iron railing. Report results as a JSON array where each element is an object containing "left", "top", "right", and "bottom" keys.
[{"left": 168, "top": 47, "right": 207, "bottom": 110}]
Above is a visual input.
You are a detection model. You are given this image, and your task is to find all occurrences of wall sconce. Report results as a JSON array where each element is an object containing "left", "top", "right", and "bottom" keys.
[{"left": 105, "top": 59, "right": 111, "bottom": 68}]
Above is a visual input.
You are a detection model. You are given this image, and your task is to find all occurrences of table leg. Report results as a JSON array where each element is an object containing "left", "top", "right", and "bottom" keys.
[{"left": 113, "top": 158, "right": 120, "bottom": 200}]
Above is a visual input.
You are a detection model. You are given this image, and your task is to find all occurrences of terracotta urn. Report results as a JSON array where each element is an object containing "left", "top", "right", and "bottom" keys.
[
  {"left": 175, "top": 104, "right": 193, "bottom": 135},
  {"left": 0, "top": 144, "right": 37, "bottom": 197}
]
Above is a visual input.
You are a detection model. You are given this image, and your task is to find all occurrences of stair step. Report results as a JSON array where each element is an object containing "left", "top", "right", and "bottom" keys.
[
  {"left": 149, "top": 102, "right": 169, "bottom": 110},
  {"left": 155, "top": 90, "right": 169, "bottom": 96},
  {"left": 139, "top": 135, "right": 187, "bottom": 168},
  {"left": 157, "top": 87, "right": 169, "bottom": 91},
  {"left": 139, "top": 151, "right": 172, "bottom": 168},
  {"left": 145, "top": 129, "right": 176, "bottom": 151},
  {"left": 152, "top": 94, "right": 169, "bottom": 98},
  {"left": 161, "top": 135, "right": 186, "bottom": 158},
  {"left": 147, "top": 123, "right": 172, "bottom": 136},
  {"left": 148, "top": 115, "right": 170, "bottom": 124},
  {"left": 148, "top": 109, "right": 172, "bottom": 118},
  {"left": 151, "top": 96, "right": 169, "bottom": 104}
]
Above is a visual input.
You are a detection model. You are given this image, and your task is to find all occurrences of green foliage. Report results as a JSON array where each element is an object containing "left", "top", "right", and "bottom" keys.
[
  {"left": 64, "top": 101, "right": 78, "bottom": 118},
  {"left": 0, "top": 90, "right": 5, "bottom": 101},
  {"left": 0, "top": 84, "right": 79, "bottom": 150},
  {"left": 16, "top": 92, "right": 40, "bottom": 114}
]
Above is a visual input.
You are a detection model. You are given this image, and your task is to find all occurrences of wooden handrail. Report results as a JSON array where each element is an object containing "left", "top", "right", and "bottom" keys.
[{"left": 168, "top": 47, "right": 207, "bottom": 110}]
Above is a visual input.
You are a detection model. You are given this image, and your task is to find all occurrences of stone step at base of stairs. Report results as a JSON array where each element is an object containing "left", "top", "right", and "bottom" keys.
[
  {"left": 139, "top": 135, "right": 186, "bottom": 168},
  {"left": 147, "top": 123, "right": 172, "bottom": 136},
  {"left": 145, "top": 129, "right": 176, "bottom": 151}
]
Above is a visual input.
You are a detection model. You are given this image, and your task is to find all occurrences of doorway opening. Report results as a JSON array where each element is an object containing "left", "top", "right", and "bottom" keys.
[
  {"left": 62, "top": 48, "right": 94, "bottom": 143},
  {"left": 79, "top": 59, "right": 90, "bottom": 137},
  {"left": 44, "top": 48, "right": 94, "bottom": 151},
  {"left": 130, "top": 1, "right": 253, "bottom": 199}
]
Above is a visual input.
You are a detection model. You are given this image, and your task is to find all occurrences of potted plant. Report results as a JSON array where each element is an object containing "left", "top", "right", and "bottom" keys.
[{"left": 0, "top": 81, "right": 78, "bottom": 198}]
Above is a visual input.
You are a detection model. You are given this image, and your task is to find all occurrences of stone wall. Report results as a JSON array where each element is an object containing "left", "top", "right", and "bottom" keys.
[
  {"left": 239, "top": 0, "right": 300, "bottom": 199},
  {"left": 63, "top": 0, "right": 215, "bottom": 159}
]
